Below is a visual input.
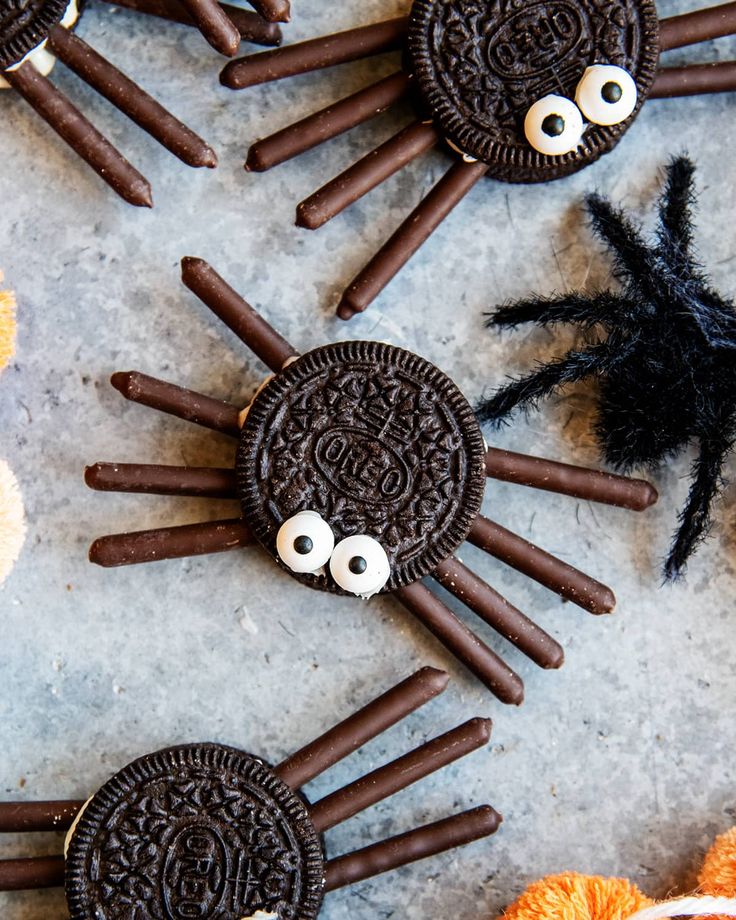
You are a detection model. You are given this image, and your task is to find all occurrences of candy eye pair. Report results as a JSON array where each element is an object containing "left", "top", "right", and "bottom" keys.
[
  {"left": 276, "top": 511, "right": 390, "bottom": 597},
  {"left": 524, "top": 65, "right": 637, "bottom": 156}
]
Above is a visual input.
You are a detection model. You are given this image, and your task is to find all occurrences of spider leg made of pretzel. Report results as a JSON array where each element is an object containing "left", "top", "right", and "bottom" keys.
[
  {"left": 0, "top": 669, "right": 501, "bottom": 893},
  {"left": 664, "top": 407, "right": 736, "bottom": 580}
]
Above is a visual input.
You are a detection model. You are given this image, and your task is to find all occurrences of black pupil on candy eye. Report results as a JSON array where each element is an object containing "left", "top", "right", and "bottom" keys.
[
  {"left": 294, "top": 535, "right": 314, "bottom": 555},
  {"left": 348, "top": 556, "right": 367, "bottom": 575},
  {"left": 541, "top": 114, "right": 565, "bottom": 137},
  {"left": 602, "top": 81, "right": 623, "bottom": 103}
]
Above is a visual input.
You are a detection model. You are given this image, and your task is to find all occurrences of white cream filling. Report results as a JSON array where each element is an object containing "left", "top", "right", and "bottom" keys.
[
  {"left": 0, "top": 0, "right": 78, "bottom": 89},
  {"left": 63, "top": 795, "right": 92, "bottom": 857}
]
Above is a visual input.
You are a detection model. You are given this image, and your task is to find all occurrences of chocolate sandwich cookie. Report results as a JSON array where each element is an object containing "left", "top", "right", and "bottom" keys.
[
  {"left": 65, "top": 744, "right": 325, "bottom": 920},
  {"left": 407, "top": 0, "right": 660, "bottom": 182},
  {"left": 237, "top": 341, "right": 486, "bottom": 595},
  {"left": 86, "top": 259, "right": 661, "bottom": 704},
  {"left": 0, "top": 669, "right": 502, "bottom": 917},
  {"left": 0, "top": 0, "right": 69, "bottom": 69}
]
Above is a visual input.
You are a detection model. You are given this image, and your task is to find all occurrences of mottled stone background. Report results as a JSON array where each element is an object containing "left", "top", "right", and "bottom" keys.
[{"left": 1, "top": 1, "right": 735, "bottom": 917}]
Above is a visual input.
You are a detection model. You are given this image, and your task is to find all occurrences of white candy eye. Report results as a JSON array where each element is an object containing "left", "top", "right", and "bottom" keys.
[
  {"left": 276, "top": 511, "right": 334, "bottom": 574},
  {"left": 575, "top": 65, "right": 637, "bottom": 126},
  {"left": 524, "top": 95, "right": 584, "bottom": 156},
  {"left": 329, "top": 535, "right": 390, "bottom": 598}
]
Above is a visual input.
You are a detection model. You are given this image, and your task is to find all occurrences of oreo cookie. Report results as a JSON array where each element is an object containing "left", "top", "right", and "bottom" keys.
[
  {"left": 407, "top": 0, "right": 660, "bottom": 182},
  {"left": 237, "top": 341, "right": 487, "bottom": 594},
  {"left": 0, "top": 0, "right": 70, "bottom": 70},
  {"left": 65, "top": 743, "right": 325, "bottom": 920}
]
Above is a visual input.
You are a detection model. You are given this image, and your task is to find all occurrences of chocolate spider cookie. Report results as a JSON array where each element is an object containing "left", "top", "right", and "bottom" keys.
[
  {"left": 237, "top": 341, "right": 487, "bottom": 596},
  {"left": 0, "top": 0, "right": 71, "bottom": 69},
  {"left": 65, "top": 743, "right": 325, "bottom": 920},
  {"left": 407, "top": 0, "right": 661, "bottom": 182}
]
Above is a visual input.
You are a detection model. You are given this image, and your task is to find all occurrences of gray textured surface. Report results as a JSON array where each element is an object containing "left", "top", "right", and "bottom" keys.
[{"left": 1, "top": 1, "right": 735, "bottom": 917}]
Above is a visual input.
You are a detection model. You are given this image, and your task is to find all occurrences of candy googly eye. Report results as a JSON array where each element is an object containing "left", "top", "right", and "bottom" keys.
[
  {"left": 276, "top": 511, "right": 335, "bottom": 574},
  {"left": 523, "top": 95, "right": 584, "bottom": 156},
  {"left": 575, "top": 64, "right": 638, "bottom": 126},
  {"left": 329, "top": 535, "right": 390, "bottom": 598}
]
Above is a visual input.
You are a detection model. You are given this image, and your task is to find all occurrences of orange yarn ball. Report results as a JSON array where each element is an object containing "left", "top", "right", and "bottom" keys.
[
  {"left": 700, "top": 827, "right": 736, "bottom": 898},
  {"left": 501, "top": 872, "right": 654, "bottom": 920}
]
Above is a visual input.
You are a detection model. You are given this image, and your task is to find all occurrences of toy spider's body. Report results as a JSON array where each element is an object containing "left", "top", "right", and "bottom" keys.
[
  {"left": 84, "top": 258, "right": 657, "bottom": 705},
  {"left": 478, "top": 158, "right": 736, "bottom": 579},
  {"left": 0, "top": 668, "right": 501, "bottom": 918},
  {"left": 0, "top": 0, "right": 287, "bottom": 204},
  {"left": 221, "top": 0, "right": 736, "bottom": 317}
]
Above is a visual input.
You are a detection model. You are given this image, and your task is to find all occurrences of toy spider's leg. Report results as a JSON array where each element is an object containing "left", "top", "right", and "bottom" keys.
[
  {"left": 297, "top": 121, "right": 440, "bottom": 230},
  {"left": 433, "top": 556, "right": 564, "bottom": 669},
  {"left": 0, "top": 801, "right": 82, "bottom": 832},
  {"left": 394, "top": 583, "right": 525, "bottom": 704},
  {"left": 176, "top": 0, "right": 241, "bottom": 55},
  {"left": 0, "top": 801, "right": 83, "bottom": 892},
  {"left": 657, "top": 157, "right": 696, "bottom": 269},
  {"left": 308, "top": 717, "right": 491, "bottom": 833},
  {"left": 181, "top": 257, "right": 299, "bottom": 372},
  {"left": 3, "top": 64, "right": 152, "bottom": 208},
  {"left": 0, "top": 857, "right": 65, "bottom": 891},
  {"left": 221, "top": 18, "right": 408, "bottom": 89},
  {"left": 338, "top": 160, "right": 490, "bottom": 319},
  {"left": 95, "top": 0, "right": 282, "bottom": 46},
  {"left": 489, "top": 291, "right": 629, "bottom": 330},
  {"left": 46, "top": 27, "right": 216, "bottom": 168},
  {"left": 485, "top": 447, "right": 658, "bottom": 511},
  {"left": 468, "top": 514, "right": 616, "bottom": 615},
  {"left": 89, "top": 517, "right": 253, "bottom": 566},
  {"left": 247, "top": 0, "right": 290, "bottom": 23},
  {"left": 651, "top": 60, "right": 736, "bottom": 97},
  {"left": 664, "top": 424, "right": 735, "bottom": 579},
  {"left": 85, "top": 463, "right": 237, "bottom": 497},
  {"left": 246, "top": 71, "right": 410, "bottom": 172},
  {"left": 324, "top": 806, "right": 502, "bottom": 891},
  {"left": 275, "top": 667, "right": 449, "bottom": 789},
  {"left": 475, "top": 342, "right": 614, "bottom": 427},
  {"left": 659, "top": 1, "right": 736, "bottom": 51},
  {"left": 110, "top": 371, "right": 242, "bottom": 437}
]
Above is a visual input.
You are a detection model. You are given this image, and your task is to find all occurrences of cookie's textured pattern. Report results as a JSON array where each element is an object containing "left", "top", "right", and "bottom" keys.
[
  {"left": 65, "top": 744, "right": 325, "bottom": 920},
  {"left": 0, "top": 0, "right": 68, "bottom": 69},
  {"left": 408, "top": 0, "right": 660, "bottom": 182},
  {"left": 237, "top": 341, "right": 487, "bottom": 594}
]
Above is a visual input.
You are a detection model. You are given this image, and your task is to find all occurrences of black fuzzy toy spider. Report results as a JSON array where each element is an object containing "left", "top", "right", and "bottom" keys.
[{"left": 477, "top": 157, "right": 736, "bottom": 580}]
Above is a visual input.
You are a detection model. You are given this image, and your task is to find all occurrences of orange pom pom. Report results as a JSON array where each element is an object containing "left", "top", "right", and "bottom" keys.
[
  {"left": 501, "top": 872, "right": 654, "bottom": 920},
  {"left": 0, "top": 275, "right": 17, "bottom": 374},
  {"left": 700, "top": 827, "right": 736, "bottom": 898}
]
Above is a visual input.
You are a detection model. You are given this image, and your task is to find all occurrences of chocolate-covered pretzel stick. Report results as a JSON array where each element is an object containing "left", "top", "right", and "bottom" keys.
[
  {"left": 485, "top": 447, "right": 658, "bottom": 511},
  {"left": 97, "top": 0, "right": 282, "bottom": 45},
  {"left": 221, "top": 17, "right": 408, "bottom": 89},
  {"left": 89, "top": 518, "right": 253, "bottom": 567},
  {"left": 309, "top": 718, "right": 491, "bottom": 833},
  {"left": 177, "top": 0, "right": 241, "bottom": 56},
  {"left": 468, "top": 515, "right": 615, "bottom": 615},
  {"left": 248, "top": 0, "right": 290, "bottom": 23},
  {"left": 111, "top": 371, "right": 241, "bottom": 437},
  {"left": 0, "top": 800, "right": 82, "bottom": 832},
  {"left": 276, "top": 667, "right": 449, "bottom": 789},
  {"left": 246, "top": 71, "right": 410, "bottom": 172},
  {"left": 46, "top": 27, "right": 217, "bottom": 169},
  {"left": 0, "top": 856, "right": 65, "bottom": 891},
  {"left": 85, "top": 463, "right": 237, "bottom": 498},
  {"left": 324, "top": 806, "right": 502, "bottom": 891},
  {"left": 3, "top": 64, "right": 152, "bottom": 208},
  {"left": 181, "top": 257, "right": 299, "bottom": 372},
  {"left": 651, "top": 60, "right": 736, "bottom": 96},
  {"left": 337, "top": 160, "right": 489, "bottom": 319},
  {"left": 433, "top": 556, "right": 564, "bottom": 670},
  {"left": 395, "top": 583, "right": 525, "bottom": 705},
  {"left": 297, "top": 121, "right": 440, "bottom": 230},
  {"left": 659, "top": 1, "right": 736, "bottom": 51}
]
